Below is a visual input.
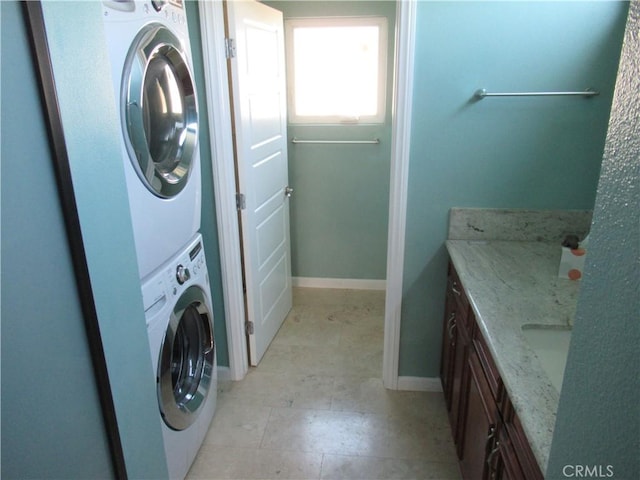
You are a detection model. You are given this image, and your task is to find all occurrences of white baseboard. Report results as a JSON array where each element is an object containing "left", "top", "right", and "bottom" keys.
[
  {"left": 396, "top": 376, "right": 443, "bottom": 392},
  {"left": 292, "top": 277, "right": 386, "bottom": 291}
]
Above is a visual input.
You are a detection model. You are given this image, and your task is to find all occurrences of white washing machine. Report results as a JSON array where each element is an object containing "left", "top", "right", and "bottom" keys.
[
  {"left": 102, "top": 0, "right": 202, "bottom": 279},
  {"left": 142, "top": 233, "right": 217, "bottom": 480}
]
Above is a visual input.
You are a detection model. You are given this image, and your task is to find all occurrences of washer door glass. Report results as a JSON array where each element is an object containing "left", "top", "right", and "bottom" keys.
[
  {"left": 124, "top": 24, "right": 198, "bottom": 198},
  {"left": 158, "top": 286, "right": 214, "bottom": 431}
]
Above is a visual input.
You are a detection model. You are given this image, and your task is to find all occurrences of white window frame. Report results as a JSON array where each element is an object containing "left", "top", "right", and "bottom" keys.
[{"left": 285, "top": 16, "right": 388, "bottom": 125}]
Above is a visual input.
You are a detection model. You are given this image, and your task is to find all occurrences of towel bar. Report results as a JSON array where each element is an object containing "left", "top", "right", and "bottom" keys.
[
  {"left": 291, "top": 137, "right": 380, "bottom": 145},
  {"left": 474, "top": 88, "right": 599, "bottom": 99}
]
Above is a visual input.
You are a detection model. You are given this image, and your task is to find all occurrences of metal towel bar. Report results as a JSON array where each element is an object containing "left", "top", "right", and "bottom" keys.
[
  {"left": 474, "top": 88, "right": 599, "bottom": 99},
  {"left": 291, "top": 137, "right": 380, "bottom": 145}
]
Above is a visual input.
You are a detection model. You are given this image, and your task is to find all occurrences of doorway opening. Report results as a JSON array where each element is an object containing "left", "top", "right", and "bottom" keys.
[{"left": 197, "top": 0, "right": 416, "bottom": 389}]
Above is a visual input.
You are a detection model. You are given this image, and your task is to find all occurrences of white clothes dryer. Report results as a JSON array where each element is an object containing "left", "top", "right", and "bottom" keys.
[
  {"left": 142, "top": 233, "right": 216, "bottom": 480},
  {"left": 102, "top": 0, "right": 202, "bottom": 279}
]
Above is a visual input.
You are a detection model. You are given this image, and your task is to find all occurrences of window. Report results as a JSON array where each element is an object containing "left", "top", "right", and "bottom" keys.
[{"left": 285, "top": 17, "right": 388, "bottom": 124}]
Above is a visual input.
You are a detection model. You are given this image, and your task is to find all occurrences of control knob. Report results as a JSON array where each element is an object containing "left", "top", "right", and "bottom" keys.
[{"left": 176, "top": 264, "right": 190, "bottom": 285}]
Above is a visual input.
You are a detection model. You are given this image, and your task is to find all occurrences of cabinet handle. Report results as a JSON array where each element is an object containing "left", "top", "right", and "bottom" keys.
[
  {"left": 486, "top": 426, "right": 496, "bottom": 442},
  {"left": 486, "top": 441, "right": 500, "bottom": 467},
  {"left": 446, "top": 312, "right": 456, "bottom": 339},
  {"left": 485, "top": 434, "right": 499, "bottom": 480},
  {"left": 452, "top": 282, "right": 462, "bottom": 296},
  {"left": 446, "top": 312, "right": 455, "bottom": 327},
  {"left": 448, "top": 319, "right": 457, "bottom": 340}
]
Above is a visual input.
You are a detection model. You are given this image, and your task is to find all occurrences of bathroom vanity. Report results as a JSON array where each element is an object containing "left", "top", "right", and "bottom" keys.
[{"left": 441, "top": 238, "right": 580, "bottom": 479}]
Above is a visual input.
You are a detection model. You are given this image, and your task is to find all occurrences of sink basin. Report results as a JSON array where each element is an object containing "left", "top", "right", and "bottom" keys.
[{"left": 521, "top": 327, "right": 572, "bottom": 392}]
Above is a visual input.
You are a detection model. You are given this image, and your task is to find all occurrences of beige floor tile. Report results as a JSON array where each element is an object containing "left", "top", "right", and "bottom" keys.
[
  {"left": 258, "top": 343, "right": 382, "bottom": 378},
  {"left": 260, "top": 408, "right": 456, "bottom": 461},
  {"left": 327, "top": 305, "right": 385, "bottom": 326},
  {"left": 187, "top": 445, "right": 322, "bottom": 479},
  {"left": 372, "top": 413, "right": 457, "bottom": 462},
  {"left": 258, "top": 343, "right": 347, "bottom": 376},
  {"left": 331, "top": 377, "right": 450, "bottom": 424},
  {"left": 338, "top": 320, "right": 384, "bottom": 349},
  {"left": 193, "top": 287, "right": 459, "bottom": 479},
  {"left": 222, "top": 370, "right": 335, "bottom": 410},
  {"left": 292, "top": 288, "right": 351, "bottom": 307},
  {"left": 272, "top": 305, "right": 342, "bottom": 347},
  {"left": 320, "top": 454, "right": 461, "bottom": 480},
  {"left": 202, "top": 401, "right": 272, "bottom": 448},
  {"left": 293, "top": 288, "right": 385, "bottom": 311},
  {"left": 342, "top": 346, "right": 383, "bottom": 378},
  {"left": 260, "top": 408, "right": 383, "bottom": 457},
  {"left": 216, "top": 378, "right": 233, "bottom": 397}
]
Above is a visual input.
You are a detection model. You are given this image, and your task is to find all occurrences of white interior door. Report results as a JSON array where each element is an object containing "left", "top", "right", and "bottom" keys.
[{"left": 227, "top": 0, "right": 292, "bottom": 366}]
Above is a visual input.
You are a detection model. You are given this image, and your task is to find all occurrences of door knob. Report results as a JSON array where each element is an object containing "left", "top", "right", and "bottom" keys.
[{"left": 285, "top": 186, "right": 294, "bottom": 198}]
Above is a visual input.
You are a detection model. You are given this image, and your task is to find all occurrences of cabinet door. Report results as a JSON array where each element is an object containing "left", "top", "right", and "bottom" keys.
[
  {"left": 502, "top": 399, "right": 544, "bottom": 480},
  {"left": 451, "top": 309, "right": 472, "bottom": 457},
  {"left": 460, "top": 347, "right": 499, "bottom": 480},
  {"left": 487, "top": 424, "right": 525, "bottom": 480},
  {"left": 441, "top": 265, "right": 468, "bottom": 399},
  {"left": 441, "top": 269, "right": 472, "bottom": 458}
]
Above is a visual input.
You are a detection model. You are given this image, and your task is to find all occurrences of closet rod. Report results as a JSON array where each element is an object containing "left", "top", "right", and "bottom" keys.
[
  {"left": 474, "top": 88, "right": 599, "bottom": 99},
  {"left": 291, "top": 137, "right": 380, "bottom": 145}
]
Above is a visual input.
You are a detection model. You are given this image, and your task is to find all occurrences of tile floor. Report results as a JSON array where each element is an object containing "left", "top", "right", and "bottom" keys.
[{"left": 187, "top": 288, "right": 461, "bottom": 479}]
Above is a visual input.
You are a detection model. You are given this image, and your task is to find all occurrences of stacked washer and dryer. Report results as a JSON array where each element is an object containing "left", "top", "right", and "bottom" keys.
[{"left": 101, "top": 1, "right": 216, "bottom": 478}]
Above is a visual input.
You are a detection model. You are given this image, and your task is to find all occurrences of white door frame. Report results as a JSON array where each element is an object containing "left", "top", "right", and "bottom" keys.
[
  {"left": 198, "top": 0, "right": 417, "bottom": 387},
  {"left": 198, "top": 0, "right": 248, "bottom": 381}
]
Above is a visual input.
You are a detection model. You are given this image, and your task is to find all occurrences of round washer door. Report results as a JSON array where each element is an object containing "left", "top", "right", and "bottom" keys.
[
  {"left": 123, "top": 23, "right": 198, "bottom": 198},
  {"left": 158, "top": 285, "right": 214, "bottom": 431}
]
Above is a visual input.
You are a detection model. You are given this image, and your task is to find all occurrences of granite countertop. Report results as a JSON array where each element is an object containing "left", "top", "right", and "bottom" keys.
[{"left": 446, "top": 239, "right": 580, "bottom": 474}]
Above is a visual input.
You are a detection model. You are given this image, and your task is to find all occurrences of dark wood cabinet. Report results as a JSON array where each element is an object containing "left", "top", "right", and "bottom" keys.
[
  {"left": 440, "top": 263, "right": 472, "bottom": 458},
  {"left": 441, "top": 262, "right": 543, "bottom": 480}
]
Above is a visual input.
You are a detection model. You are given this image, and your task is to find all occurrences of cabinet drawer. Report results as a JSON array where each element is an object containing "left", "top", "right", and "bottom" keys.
[{"left": 473, "top": 325, "right": 503, "bottom": 402}]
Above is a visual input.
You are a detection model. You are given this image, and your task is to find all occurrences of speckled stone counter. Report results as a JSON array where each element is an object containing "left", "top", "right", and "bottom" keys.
[{"left": 445, "top": 240, "right": 580, "bottom": 474}]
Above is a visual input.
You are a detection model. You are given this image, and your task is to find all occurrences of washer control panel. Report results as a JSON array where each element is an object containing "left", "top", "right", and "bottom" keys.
[
  {"left": 151, "top": 0, "right": 183, "bottom": 11},
  {"left": 165, "top": 239, "right": 205, "bottom": 296},
  {"left": 148, "top": 0, "right": 186, "bottom": 25},
  {"left": 141, "top": 237, "right": 207, "bottom": 321},
  {"left": 103, "top": 0, "right": 187, "bottom": 26},
  {"left": 176, "top": 264, "right": 190, "bottom": 285}
]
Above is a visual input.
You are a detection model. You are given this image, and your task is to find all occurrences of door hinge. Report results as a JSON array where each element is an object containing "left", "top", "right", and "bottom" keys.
[
  {"left": 236, "top": 192, "right": 246, "bottom": 210},
  {"left": 245, "top": 321, "right": 254, "bottom": 335},
  {"left": 225, "top": 37, "right": 236, "bottom": 59}
]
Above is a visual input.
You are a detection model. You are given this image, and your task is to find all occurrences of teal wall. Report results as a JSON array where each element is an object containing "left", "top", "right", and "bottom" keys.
[
  {"left": 186, "top": 0, "right": 229, "bottom": 367},
  {"left": 548, "top": 4, "right": 639, "bottom": 477},
  {"left": 0, "top": 2, "right": 114, "bottom": 477},
  {"left": 401, "top": 1, "right": 628, "bottom": 376},
  {"left": 265, "top": 1, "right": 395, "bottom": 280},
  {"left": 31, "top": 2, "right": 168, "bottom": 477}
]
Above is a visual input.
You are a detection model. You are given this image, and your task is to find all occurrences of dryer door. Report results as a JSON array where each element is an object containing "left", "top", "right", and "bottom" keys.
[
  {"left": 123, "top": 23, "right": 198, "bottom": 198},
  {"left": 158, "top": 286, "right": 214, "bottom": 431}
]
